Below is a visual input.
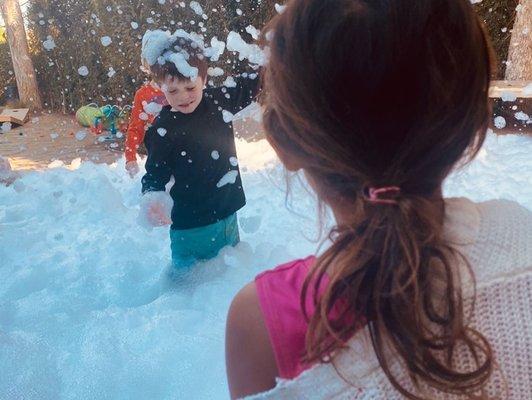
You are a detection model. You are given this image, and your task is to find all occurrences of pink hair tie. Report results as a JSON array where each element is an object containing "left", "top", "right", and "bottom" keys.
[{"left": 364, "top": 186, "right": 401, "bottom": 205}]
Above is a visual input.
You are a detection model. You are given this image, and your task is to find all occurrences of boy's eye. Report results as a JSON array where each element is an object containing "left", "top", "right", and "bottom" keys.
[
  {"left": 169, "top": 90, "right": 177, "bottom": 94},
  {"left": 187, "top": 87, "right": 195, "bottom": 92}
]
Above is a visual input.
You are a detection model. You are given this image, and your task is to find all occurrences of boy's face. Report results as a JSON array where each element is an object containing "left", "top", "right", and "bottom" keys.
[{"left": 160, "top": 75, "right": 205, "bottom": 114}]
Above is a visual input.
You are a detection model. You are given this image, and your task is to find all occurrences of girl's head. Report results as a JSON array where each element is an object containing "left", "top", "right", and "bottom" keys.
[
  {"left": 262, "top": 0, "right": 493, "bottom": 397},
  {"left": 263, "top": 0, "right": 492, "bottom": 200}
]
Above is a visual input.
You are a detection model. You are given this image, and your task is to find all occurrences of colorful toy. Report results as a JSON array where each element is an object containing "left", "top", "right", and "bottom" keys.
[
  {"left": 75, "top": 103, "right": 103, "bottom": 130},
  {"left": 75, "top": 103, "right": 131, "bottom": 139}
]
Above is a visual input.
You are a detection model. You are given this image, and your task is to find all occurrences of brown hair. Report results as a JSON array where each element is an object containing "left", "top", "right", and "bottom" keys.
[
  {"left": 150, "top": 37, "right": 208, "bottom": 83},
  {"left": 261, "top": 0, "right": 494, "bottom": 398}
]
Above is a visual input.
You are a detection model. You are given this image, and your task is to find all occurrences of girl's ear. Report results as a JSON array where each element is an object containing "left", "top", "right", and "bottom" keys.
[{"left": 266, "top": 135, "right": 301, "bottom": 172}]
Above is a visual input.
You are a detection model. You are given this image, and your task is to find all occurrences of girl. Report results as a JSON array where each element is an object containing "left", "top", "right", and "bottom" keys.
[{"left": 226, "top": 0, "right": 532, "bottom": 399}]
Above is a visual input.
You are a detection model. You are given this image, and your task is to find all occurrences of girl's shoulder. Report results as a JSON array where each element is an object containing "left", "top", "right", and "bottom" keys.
[
  {"left": 475, "top": 199, "right": 532, "bottom": 275},
  {"left": 445, "top": 197, "right": 532, "bottom": 244},
  {"left": 445, "top": 197, "right": 532, "bottom": 283},
  {"left": 254, "top": 256, "right": 317, "bottom": 325},
  {"left": 253, "top": 256, "right": 320, "bottom": 379},
  {"left": 476, "top": 198, "right": 532, "bottom": 222},
  {"left": 255, "top": 256, "right": 316, "bottom": 287}
]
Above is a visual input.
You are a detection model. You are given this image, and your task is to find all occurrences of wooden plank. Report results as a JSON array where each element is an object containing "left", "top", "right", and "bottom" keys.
[
  {"left": 0, "top": 108, "right": 30, "bottom": 125},
  {"left": 489, "top": 80, "right": 532, "bottom": 99}
]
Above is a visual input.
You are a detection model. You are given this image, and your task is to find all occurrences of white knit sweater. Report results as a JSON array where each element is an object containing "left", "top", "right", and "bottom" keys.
[{"left": 248, "top": 198, "right": 532, "bottom": 399}]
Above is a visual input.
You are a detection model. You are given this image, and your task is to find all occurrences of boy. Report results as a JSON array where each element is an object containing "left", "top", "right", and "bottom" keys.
[{"left": 141, "top": 33, "right": 259, "bottom": 268}]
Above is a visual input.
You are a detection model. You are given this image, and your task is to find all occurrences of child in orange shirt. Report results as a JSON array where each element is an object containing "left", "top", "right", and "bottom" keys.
[
  {"left": 125, "top": 34, "right": 168, "bottom": 177},
  {"left": 124, "top": 80, "right": 167, "bottom": 177}
]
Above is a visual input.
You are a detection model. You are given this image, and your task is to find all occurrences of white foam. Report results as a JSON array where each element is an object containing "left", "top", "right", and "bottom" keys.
[
  {"left": 515, "top": 111, "right": 530, "bottom": 122},
  {"left": 100, "top": 36, "right": 112, "bottom": 47},
  {"left": 0, "top": 133, "right": 530, "bottom": 398},
  {"left": 494, "top": 116, "right": 506, "bottom": 129},
  {"left": 43, "top": 36, "right": 56, "bottom": 51},
  {"left": 222, "top": 110, "right": 234, "bottom": 123},
  {"left": 141, "top": 30, "right": 174, "bottom": 65},
  {"left": 204, "top": 37, "right": 225, "bottom": 62},
  {"left": 75, "top": 130, "right": 87, "bottom": 141},
  {"left": 208, "top": 67, "right": 224, "bottom": 77},
  {"left": 1, "top": 122, "right": 12, "bottom": 133},
  {"left": 245, "top": 25, "right": 260, "bottom": 40},
  {"left": 275, "top": 3, "right": 286, "bottom": 13},
  {"left": 227, "top": 31, "right": 267, "bottom": 66},
  {"left": 189, "top": 1, "right": 203, "bottom": 16},
  {"left": 164, "top": 51, "right": 199, "bottom": 79},
  {"left": 216, "top": 170, "right": 239, "bottom": 187},
  {"left": 77, "top": 66, "right": 89, "bottom": 76},
  {"left": 143, "top": 101, "right": 163, "bottom": 115},
  {"left": 223, "top": 76, "right": 237, "bottom": 88}
]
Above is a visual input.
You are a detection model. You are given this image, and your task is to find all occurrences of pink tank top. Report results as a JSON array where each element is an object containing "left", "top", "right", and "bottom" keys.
[{"left": 255, "top": 256, "right": 326, "bottom": 379}]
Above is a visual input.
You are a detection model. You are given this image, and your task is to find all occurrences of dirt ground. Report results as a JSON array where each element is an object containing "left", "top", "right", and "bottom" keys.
[
  {"left": 0, "top": 111, "right": 264, "bottom": 171},
  {"left": 0, "top": 112, "right": 124, "bottom": 171},
  {"left": 1, "top": 104, "right": 528, "bottom": 172}
]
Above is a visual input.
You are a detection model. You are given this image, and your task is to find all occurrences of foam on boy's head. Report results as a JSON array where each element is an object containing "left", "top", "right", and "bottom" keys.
[
  {"left": 142, "top": 30, "right": 208, "bottom": 84},
  {"left": 152, "top": 42, "right": 208, "bottom": 83},
  {"left": 141, "top": 30, "right": 175, "bottom": 65}
]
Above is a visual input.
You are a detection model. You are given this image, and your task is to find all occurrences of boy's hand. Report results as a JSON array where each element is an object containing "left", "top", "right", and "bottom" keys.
[
  {"left": 147, "top": 202, "right": 172, "bottom": 226},
  {"left": 138, "top": 191, "right": 173, "bottom": 228},
  {"left": 126, "top": 161, "right": 139, "bottom": 178}
]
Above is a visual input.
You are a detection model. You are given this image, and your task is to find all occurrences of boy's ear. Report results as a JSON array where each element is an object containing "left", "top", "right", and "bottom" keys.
[{"left": 266, "top": 135, "right": 301, "bottom": 172}]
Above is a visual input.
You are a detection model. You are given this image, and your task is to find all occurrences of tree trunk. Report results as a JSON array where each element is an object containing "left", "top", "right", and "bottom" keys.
[
  {"left": 505, "top": 0, "right": 532, "bottom": 80},
  {"left": 0, "top": 0, "right": 43, "bottom": 110}
]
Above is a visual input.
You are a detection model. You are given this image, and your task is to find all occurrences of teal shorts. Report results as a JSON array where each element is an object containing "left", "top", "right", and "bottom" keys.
[{"left": 170, "top": 213, "right": 240, "bottom": 268}]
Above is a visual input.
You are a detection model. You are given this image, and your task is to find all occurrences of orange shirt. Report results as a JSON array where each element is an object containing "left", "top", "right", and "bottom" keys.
[{"left": 125, "top": 83, "right": 167, "bottom": 162}]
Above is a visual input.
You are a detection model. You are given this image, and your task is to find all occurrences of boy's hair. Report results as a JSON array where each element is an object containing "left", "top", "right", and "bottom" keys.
[
  {"left": 262, "top": 0, "right": 494, "bottom": 399},
  {"left": 150, "top": 37, "right": 208, "bottom": 83}
]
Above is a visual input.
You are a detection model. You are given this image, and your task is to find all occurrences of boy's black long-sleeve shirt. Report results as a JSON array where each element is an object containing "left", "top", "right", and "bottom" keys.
[{"left": 141, "top": 77, "right": 258, "bottom": 230}]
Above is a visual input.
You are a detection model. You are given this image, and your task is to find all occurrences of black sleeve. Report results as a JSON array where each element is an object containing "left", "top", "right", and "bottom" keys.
[
  {"left": 141, "top": 125, "right": 174, "bottom": 194},
  {"left": 223, "top": 73, "right": 261, "bottom": 114}
]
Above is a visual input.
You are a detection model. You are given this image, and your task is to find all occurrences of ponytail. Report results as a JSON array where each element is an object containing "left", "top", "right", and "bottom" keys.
[{"left": 302, "top": 194, "right": 493, "bottom": 399}]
